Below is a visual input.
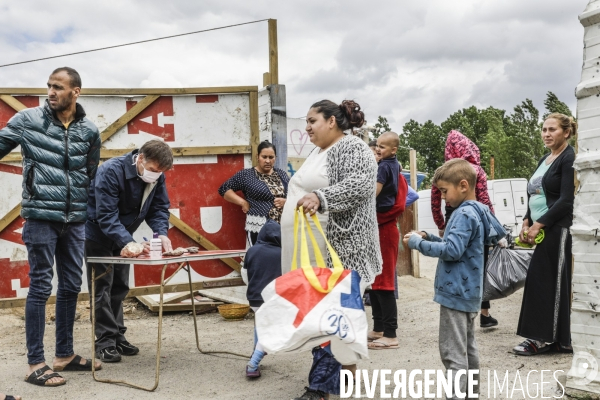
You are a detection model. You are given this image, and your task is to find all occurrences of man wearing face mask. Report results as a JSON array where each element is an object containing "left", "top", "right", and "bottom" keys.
[{"left": 85, "top": 139, "right": 173, "bottom": 363}]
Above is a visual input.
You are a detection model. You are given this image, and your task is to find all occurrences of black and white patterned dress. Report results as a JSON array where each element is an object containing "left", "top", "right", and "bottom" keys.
[
  {"left": 218, "top": 167, "right": 289, "bottom": 235},
  {"left": 281, "top": 135, "right": 382, "bottom": 285}
]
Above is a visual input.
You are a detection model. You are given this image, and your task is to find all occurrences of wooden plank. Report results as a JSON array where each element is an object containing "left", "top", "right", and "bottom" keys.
[
  {"left": 101, "top": 146, "right": 252, "bottom": 159},
  {"left": 268, "top": 19, "right": 279, "bottom": 85},
  {"left": 397, "top": 206, "right": 414, "bottom": 277},
  {"left": 0, "top": 87, "right": 259, "bottom": 95},
  {"left": 0, "top": 95, "right": 28, "bottom": 112},
  {"left": 0, "top": 95, "right": 27, "bottom": 245},
  {"left": 198, "top": 290, "right": 247, "bottom": 305},
  {"left": 169, "top": 145, "right": 251, "bottom": 157},
  {"left": 0, "top": 277, "right": 244, "bottom": 309},
  {"left": 0, "top": 203, "right": 21, "bottom": 234},
  {"left": 100, "top": 94, "right": 159, "bottom": 142},
  {"left": 249, "top": 91, "right": 260, "bottom": 167},
  {"left": 1, "top": 145, "right": 253, "bottom": 163},
  {"left": 0, "top": 153, "right": 22, "bottom": 162},
  {"left": 162, "top": 291, "right": 195, "bottom": 305},
  {"left": 136, "top": 294, "right": 222, "bottom": 313},
  {"left": 168, "top": 214, "right": 242, "bottom": 272}
]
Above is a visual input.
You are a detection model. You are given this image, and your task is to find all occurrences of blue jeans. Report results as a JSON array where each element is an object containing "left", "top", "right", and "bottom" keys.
[{"left": 23, "top": 219, "right": 85, "bottom": 365}]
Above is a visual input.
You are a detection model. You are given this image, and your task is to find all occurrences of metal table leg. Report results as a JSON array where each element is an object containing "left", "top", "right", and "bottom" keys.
[
  {"left": 184, "top": 262, "right": 250, "bottom": 359},
  {"left": 91, "top": 262, "right": 171, "bottom": 391},
  {"left": 89, "top": 259, "right": 250, "bottom": 392}
]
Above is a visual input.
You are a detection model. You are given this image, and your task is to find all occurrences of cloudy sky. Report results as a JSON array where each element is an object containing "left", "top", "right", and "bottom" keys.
[{"left": 0, "top": 0, "right": 589, "bottom": 129}]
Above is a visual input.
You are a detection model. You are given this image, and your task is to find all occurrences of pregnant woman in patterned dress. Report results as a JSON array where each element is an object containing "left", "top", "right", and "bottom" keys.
[
  {"left": 219, "top": 141, "right": 289, "bottom": 246},
  {"left": 281, "top": 100, "right": 382, "bottom": 400}
]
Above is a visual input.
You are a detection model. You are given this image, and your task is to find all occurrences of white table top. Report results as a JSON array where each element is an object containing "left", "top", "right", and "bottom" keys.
[{"left": 86, "top": 250, "right": 246, "bottom": 265}]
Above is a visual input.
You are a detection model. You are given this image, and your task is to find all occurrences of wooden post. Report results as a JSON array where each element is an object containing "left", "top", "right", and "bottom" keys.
[
  {"left": 249, "top": 91, "right": 260, "bottom": 167},
  {"left": 490, "top": 155, "right": 495, "bottom": 180},
  {"left": 409, "top": 149, "right": 420, "bottom": 278},
  {"left": 268, "top": 19, "right": 279, "bottom": 85},
  {"left": 263, "top": 72, "right": 272, "bottom": 87}
]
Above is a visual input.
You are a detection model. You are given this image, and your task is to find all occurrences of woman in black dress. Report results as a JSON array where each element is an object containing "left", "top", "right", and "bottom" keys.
[{"left": 513, "top": 113, "right": 576, "bottom": 355}]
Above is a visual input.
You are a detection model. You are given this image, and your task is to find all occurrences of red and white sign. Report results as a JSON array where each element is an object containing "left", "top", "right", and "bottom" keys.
[{"left": 0, "top": 93, "right": 254, "bottom": 299}]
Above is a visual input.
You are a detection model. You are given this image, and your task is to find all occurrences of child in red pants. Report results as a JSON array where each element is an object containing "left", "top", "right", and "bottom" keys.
[{"left": 368, "top": 132, "right": 407, "bottom": 349}]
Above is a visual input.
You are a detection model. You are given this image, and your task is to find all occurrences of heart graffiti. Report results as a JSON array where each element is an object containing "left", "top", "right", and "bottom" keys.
[{"left": 290, "top": 129, "right": 309, "bottom": 155}]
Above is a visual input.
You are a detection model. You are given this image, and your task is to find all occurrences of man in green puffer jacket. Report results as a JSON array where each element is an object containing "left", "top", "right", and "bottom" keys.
[{"left": 0, "top": 67, "right": 101, "bottom": 387}]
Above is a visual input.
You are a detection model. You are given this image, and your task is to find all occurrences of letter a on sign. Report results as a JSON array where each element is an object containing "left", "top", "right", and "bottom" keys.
[{"left": 127, "top": 96, "right": 175, "bottom": 141}]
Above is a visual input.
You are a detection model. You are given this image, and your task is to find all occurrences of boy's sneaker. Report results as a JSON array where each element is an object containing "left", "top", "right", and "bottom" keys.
[
  {"left": 480, "top": 314, "right": 498, "bottom": 328},
  {"left": 293, "top": 387, "right": 328, "bottom": 400},
  {"left": 116, "top": 340, "right": 139, "bottom": 356},
  {"left": 97, "top": 346, "right": 122, "bottom": 363},
  {"left": 246, "top": 365, "right": 261, "bottom": 378}
]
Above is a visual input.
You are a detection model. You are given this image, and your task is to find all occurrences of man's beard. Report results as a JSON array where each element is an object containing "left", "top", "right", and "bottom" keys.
[{"left": 49, "top": 92, "right": 73, "bottom": 112}]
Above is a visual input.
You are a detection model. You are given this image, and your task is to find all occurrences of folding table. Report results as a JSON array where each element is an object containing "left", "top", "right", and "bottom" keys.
[{"left": 87, "top": 250, "right": 247, "bottom": 391}]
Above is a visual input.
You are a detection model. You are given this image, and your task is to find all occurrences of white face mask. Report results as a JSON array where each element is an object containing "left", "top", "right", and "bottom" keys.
[{"left": 133, "top": 154, "right": 162, "bottom": 183}]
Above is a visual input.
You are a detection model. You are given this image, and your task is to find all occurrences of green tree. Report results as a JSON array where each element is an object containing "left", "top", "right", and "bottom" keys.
[
  {"left": 543, "top": 91, "right": 573, "bottom": 119},
  {"left": 440, "top": 106, "right": 489, "bottom": 146},
  {"left": 397, "top": 119, "right": 445, "bottom": 184},
  {"left": 391, "top": 92, "right": 571, "bottom": 184},
  {"left": 480, "top": 107, "right": 510, "bottom": 179},
  {"left": 373, "top": 116, "right": 392, "bottom": 139}
]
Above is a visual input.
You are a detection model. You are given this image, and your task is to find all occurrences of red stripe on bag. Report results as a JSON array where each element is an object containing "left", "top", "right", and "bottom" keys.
[{"left": 276, "top": 268, "right": 349, "bottom": 327}]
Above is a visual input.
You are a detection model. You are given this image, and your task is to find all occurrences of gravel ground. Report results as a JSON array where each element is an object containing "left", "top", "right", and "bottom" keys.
[{"left": 0, "top": 256, "right": 573, "bottom": 399}]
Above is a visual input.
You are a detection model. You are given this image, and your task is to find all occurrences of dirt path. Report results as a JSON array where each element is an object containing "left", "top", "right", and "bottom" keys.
[{"left": 0, "top": 256, "right": 572, "bottom": 399}]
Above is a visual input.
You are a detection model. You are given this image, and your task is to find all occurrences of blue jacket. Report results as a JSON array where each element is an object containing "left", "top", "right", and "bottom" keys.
[
  {"left": 0, "top": 101, "right": 101, "bottom": 223},
  {"left": 242, "top": 220, "right": 282, "bottom": 307},
  {"left": 408, "top": 200, "right": 505, "bottom": 312},
  {"left": 85, "top": 150, "right": 170, "bottom": 249}
]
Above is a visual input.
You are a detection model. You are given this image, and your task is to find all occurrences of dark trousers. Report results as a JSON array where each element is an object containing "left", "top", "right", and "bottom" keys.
[
  {"left": 22, "top": 219, "right": 85, "bottom": 365},
  {"left": 370, "top": 290, "right": 398, "bottom": 338},
  {"left": 85, "top": 239, "right": 130, "bottom": 350},
  {"left": 308, "top": 345, "right": 341, "bottom": 395}
]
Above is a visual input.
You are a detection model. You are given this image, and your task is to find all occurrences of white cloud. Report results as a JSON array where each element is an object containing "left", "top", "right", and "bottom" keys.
[
  {"left": 140, "top": 70, "right": 183, "bottom": 88},
  {"left": 0, "top": 0, "right": 589, "bottom": 130}
]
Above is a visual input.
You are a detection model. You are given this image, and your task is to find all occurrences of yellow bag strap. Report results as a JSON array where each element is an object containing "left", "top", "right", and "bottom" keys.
[
  {"left": 292, "top": 207, "right": 325, "bottom": 270},
  {"left": 292, "top": 207, "right": 344, "bottom": 294},
  {"left": 307, "top": 211, "right": 343, "bottom": 271}
]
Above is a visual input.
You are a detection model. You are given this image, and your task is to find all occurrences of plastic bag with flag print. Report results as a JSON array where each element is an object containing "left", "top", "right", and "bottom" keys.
[{"left": 255, "top": 208, "right": 368, "bottom": 365}]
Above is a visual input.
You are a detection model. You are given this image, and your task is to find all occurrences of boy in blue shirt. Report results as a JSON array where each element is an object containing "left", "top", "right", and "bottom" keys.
[
  {"left": 404, "top": 159, "right": 505, "bottom": 399},
  {"left": 375, "top": 132, "right": 400, "bottom": 213},
  {"left": 367, "top": 132, "right": 402, "bottom": 349}
]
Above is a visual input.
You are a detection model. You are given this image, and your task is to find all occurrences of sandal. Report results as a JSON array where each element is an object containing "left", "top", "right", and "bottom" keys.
[
  {"left": 367, "top": 332, "right": 383, "bottom": 342},
  {"left": 513, "top": 339, "right": 551, "bottom": 356},
  {"left": 368, "top": 339, "right": 399, "bottom": 350},
  {"left": 24, "top": 365, "right": 66, "bottom": 387},
  {"left": 53, "top": 355, "right": 100, "bottom": 372},
  {"left": 4, "top": 396, "right": 21, "bottom": 400}
]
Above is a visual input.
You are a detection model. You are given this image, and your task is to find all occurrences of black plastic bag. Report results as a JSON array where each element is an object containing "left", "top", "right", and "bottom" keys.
[{"left": 482, "top": 246, "right": 533, "bottom": 301}]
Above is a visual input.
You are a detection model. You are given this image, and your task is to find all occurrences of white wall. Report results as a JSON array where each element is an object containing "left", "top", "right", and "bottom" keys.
[{"left": 568, "top": 0, "right": 600, "bottom": 392}]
